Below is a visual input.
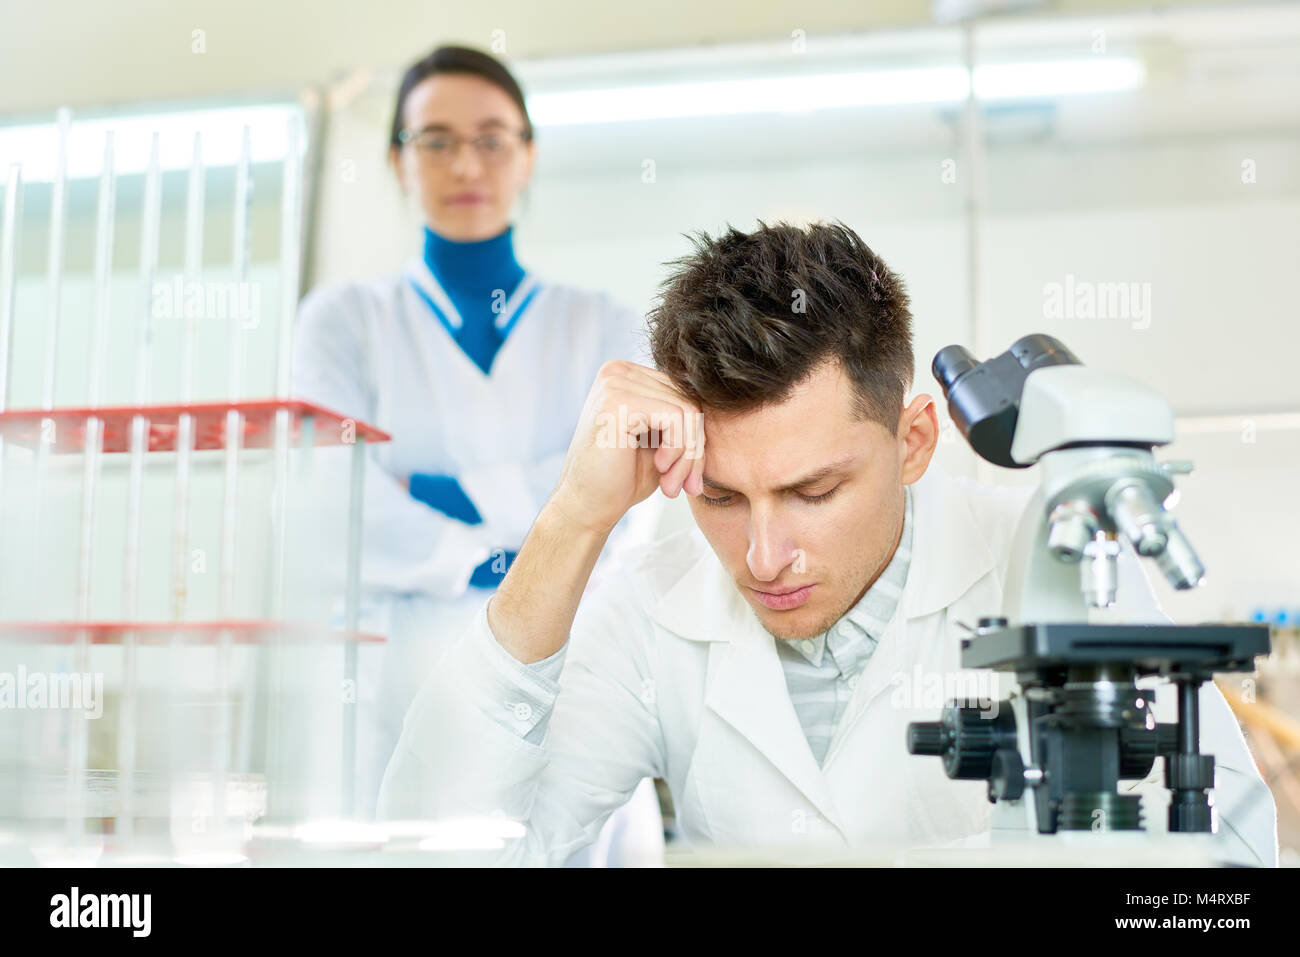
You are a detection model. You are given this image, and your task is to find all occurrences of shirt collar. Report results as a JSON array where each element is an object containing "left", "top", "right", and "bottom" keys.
[{"left": 787, "top": 633, "right": 828, "bottom": 667}]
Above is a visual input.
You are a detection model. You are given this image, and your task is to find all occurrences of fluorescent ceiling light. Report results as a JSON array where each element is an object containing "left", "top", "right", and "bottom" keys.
[
  {"left": 0, "top": 103, "right": 300, "bottom": 183},
  {"left": 0, "top": 58, "right": 1143, "bottom": 182},
  {"left": 974, "top": 58, "right": 1145, "bottom": 98},
  {"left": 528, "top": 58, "right": 1145, "bottom": 127}
]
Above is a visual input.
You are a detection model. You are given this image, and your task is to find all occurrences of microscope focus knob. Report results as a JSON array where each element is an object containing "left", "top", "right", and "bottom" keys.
[
  {"left": 907, "top": 722, "right": 948, "bottom": 756},
  {"left": 907, "top": 704, "right": 1018, "bottom": 780},
  {"left": 942, "top": 707, "right": 1002, "bottom": 779}
]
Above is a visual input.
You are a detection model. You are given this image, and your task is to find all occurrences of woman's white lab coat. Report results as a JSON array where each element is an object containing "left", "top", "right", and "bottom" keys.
[
  {"left": 378, "top": 465, "right": 1278, "bottom": 867},
  {"left": 291, "top": 258, "right": 656, "bottom": 826}
]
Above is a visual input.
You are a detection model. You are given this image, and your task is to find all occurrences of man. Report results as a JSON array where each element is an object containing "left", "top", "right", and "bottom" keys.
[{"left": 378, "top": 222, "right": 1277, "bottom": 866}]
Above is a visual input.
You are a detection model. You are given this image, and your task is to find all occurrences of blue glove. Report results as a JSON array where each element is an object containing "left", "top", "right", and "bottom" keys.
[
  {"left": 469, "top": 549, "right": 517, "bottom": 589},
  {"left": 408, "top": 473, "right": 483, "bottom": 525},
  {"left": 408, "top": 474, "right": 515, "bottom": 588}
]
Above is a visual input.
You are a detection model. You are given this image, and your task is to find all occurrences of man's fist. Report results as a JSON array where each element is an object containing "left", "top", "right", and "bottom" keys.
[{"left": 548, "top": 361, "right": 706, "bottom": 535}]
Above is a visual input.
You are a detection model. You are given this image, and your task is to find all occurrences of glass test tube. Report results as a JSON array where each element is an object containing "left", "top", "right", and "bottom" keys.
[
  {"left": 170, "top": 133, "right": 204, "bottom": 621},
  {"left": 32, "top": 111, "right": 70, "bottom": 624},
  {"left": 212, "top": 126, "right": 254, "bottom": 842},
  {"left": 78, "top": 133, "right": 116, "bottom": 624},
  {"left": 72, "top": 136, "right": 114, "bottom": 841},
  {"left": 117, "top": 133, "right": 162, "bottom": 843},
  {"left": 261, "top": 116, "right": 304, "bottom": 820},
  {"left": 342, "top": 434, "right": 365, "bottom": 816}
]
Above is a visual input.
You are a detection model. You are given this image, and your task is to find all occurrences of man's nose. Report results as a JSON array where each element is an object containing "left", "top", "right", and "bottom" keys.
[{"left": 746, "top": 510, "right": 796, "bottom": 583}]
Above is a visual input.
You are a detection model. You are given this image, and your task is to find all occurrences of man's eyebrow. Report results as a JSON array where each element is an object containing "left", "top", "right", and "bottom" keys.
[
  {"left": 774, "top": 457, "right": 857, "bottom": 493},
  {"left": 701, "top": 455, "right": 858, "bottom": 496}
]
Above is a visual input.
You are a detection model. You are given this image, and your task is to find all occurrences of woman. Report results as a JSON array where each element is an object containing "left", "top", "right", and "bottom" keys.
[{"left": 292, "top": 47, "right": 661, "bottom": 859}]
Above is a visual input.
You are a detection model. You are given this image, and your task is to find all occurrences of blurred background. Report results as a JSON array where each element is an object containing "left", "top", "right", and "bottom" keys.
[{"left": 0, "top": 0, "right": 1297, "bottom": 861}]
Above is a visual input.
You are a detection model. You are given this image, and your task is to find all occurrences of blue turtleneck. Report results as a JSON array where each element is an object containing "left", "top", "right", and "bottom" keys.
[
  {"left": 420, "top": 224, "right": 526, "bottom": 375},
  {"left": 406, "top": 224, "right": 527, "bottom": 589}
]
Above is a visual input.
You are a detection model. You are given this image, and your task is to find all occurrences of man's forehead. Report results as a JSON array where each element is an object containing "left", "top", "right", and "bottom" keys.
[
  {"left": 693, "top": 359, "right": 894, "bottom": 490},
  {"left": 700, "top": 377, "right": 873, "bottom": 444}
]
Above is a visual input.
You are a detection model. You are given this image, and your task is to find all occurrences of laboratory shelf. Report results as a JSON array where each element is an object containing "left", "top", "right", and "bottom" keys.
[
  {"left": 0, "top": 620, "right": 385, "bottom": 644},
  {"left": 0, "top": 112, "right": 387, "bottom": 846},
  {"left": 0, "top": 398, "right": 391, "bottom": 453}
]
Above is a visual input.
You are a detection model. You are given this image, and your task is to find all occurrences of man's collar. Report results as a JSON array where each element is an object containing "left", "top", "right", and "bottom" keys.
[
  {"left": 900, "top": 466, "right": 1001, "bottom": 619},
  {"left": 786, "top": 633, "right": 827, "bottom": 667}
]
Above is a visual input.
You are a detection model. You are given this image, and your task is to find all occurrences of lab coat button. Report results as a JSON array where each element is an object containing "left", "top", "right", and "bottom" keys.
[{"left": 512, "top": 702, "right": 533, "bottom": 722}]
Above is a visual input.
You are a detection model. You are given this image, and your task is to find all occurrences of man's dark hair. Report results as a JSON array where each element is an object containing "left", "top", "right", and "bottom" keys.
[
  {"left": 647, "top": 221, "right": 915, "bottom": 434},
  {"left": 389, "top": 45, "right": 533, "bottom": 152}
]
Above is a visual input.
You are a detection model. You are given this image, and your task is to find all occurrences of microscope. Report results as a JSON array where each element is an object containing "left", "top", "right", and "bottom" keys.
[{"left": 906, "top": 334, "right": 1269, "bottom": 853}]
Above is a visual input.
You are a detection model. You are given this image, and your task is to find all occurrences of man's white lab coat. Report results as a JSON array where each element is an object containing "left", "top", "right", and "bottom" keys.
[{"left": 378, "top": 465, "right": 1278, "bottom": 866}]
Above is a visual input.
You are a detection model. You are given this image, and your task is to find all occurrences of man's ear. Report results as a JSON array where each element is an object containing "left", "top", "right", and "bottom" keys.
[{"left": 898, "top": 394, "right": 939, "bottom": 485}]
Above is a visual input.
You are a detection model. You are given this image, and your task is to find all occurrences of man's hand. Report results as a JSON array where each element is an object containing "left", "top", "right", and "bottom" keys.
[
  {"left": 548, "top": 360, "right": 706, "bottom": 536},
  {"left": 486, "top": 361, "right": 706, "bottom": 664}
]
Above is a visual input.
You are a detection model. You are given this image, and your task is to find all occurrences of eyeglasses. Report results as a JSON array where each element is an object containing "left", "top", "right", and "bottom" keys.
[{"left": 397, "top": 128, "right": 531, "bottom": 165}]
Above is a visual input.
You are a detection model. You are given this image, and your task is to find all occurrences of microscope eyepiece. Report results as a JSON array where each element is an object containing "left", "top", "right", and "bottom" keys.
[
  {"left": 931, "top": 345, "right": 979, "bottom": 398},
  {"left": 930, "top": 334, "right": 1084, "bottom": 469}
]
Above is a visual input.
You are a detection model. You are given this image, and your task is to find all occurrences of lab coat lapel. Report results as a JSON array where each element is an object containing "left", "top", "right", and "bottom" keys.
[
  {"left": 403, "top": 259, "right": 485, "bottom": 391},
  {"left": 704, "top": 619, "right": 845, "bottom": 836},
  {"left": 405, "top": 258, "right": 544, "bottom": 372},
  {"left": 652, "top": 542, "right": 846, "bottom": 836},
  {"left": 406, "top": 258, "right": 465, "bottom": 329}
]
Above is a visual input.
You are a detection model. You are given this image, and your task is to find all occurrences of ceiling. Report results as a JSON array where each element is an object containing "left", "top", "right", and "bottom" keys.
[{"left": 0, "top": 0, "right": 1280, "bottom": 117}]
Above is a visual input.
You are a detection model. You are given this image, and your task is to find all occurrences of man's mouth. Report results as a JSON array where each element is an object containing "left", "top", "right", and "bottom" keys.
[{"left": 747, "top": 584, "right": 816, "bottom": 611}]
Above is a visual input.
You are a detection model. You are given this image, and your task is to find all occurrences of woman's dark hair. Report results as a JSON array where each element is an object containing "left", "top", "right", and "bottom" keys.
[
  {"left": 389, "top": 45, "right": 533, "bottom": 151},
  {"left": 648, "top": 221, "right": 915, "bottom": 435}
]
